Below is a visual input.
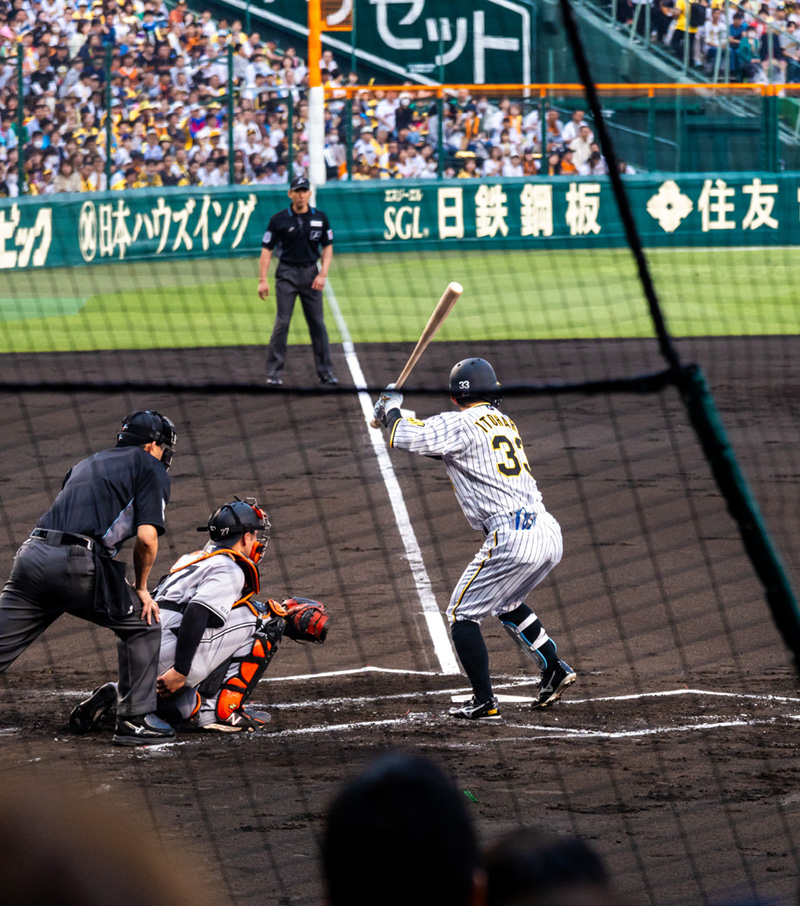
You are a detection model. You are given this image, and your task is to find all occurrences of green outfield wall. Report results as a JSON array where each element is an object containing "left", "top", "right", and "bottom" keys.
[{"left": 1, "top": 174, "right": 797, "bottom": 271}]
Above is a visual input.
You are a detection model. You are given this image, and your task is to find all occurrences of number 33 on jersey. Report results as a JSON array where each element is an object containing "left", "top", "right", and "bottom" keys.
[{"left": 390, "top": 402, "right": 546, "bottom": 533}]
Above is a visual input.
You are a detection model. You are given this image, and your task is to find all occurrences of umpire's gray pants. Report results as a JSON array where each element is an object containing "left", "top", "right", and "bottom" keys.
[
  {"left": 0, "top": 538, "right": 161, "bottom": 717},
  {"left": 266, "top": 262, "right": 334, "bottom": 379}
]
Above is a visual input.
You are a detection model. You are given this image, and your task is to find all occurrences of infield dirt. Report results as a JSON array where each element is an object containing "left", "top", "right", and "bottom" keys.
[{"left": 1, "top": 337, "right": 798, "bottom": 906}]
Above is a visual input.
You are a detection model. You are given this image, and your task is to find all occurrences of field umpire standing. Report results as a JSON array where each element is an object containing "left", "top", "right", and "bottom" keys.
[
  {"left": 0, "top": 410, "right": 177, "bottom": 746},
  {"left": 258, "top": 175, "right": 338, "bottom": 385}
]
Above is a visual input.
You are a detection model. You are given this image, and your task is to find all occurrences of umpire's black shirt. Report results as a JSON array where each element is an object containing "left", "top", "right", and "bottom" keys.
[
  {"left": 37, "top": 446, "right": 170, "bottom": 557},
  {"left": 261, "top": 206, "right": 333, "bottom": 265}
]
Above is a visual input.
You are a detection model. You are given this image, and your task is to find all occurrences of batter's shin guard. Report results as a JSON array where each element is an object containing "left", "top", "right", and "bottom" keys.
[
  {"left": 216, "top": 617, "right": 284, "bottom": 721},
  {"left": 499, "top": 607, "right": 556, "bottom": 671}
]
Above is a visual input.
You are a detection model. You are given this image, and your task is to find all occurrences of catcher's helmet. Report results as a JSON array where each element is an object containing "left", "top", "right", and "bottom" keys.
[
  {"left": 117, "top": 410, "right": 178, "bottom": 470},
  {"left": 449, "top": 358, "right": 502, "bottom": 407},
  {"left": 201, "top": 498, "right": 271, "bottom": 564}
]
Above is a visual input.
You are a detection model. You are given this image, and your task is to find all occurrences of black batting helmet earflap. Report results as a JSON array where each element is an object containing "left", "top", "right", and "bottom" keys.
[
  {"left": 117, "top": 410, "right": 178, "bottom": 470},
  {"left": 448, "top": 358, "right": 502, "bottom": 407}
]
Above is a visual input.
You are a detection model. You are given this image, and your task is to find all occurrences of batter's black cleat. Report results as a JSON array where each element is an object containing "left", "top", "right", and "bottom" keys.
[
  {"left": 200, "top": 707, "right": 271, "bottom": 733},
  {"left": 112, "top": 713, "right": 176, "bottom": 746},
  {"left": 320, "top": 373, "right": 339, "bottom": 385},
  {"left": 533, "top": 660, "right": 576, "bottom": 709},
  {"left": 69, "top": 683, "right": 118, "bottom": 735},
  {"left": 448, "top": 696, "right": 501, "bottom": 721}
]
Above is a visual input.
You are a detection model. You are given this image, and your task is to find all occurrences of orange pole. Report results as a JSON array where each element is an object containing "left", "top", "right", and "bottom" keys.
[{"left": 308, "top": 0, "right": 321, "bottom": 89}]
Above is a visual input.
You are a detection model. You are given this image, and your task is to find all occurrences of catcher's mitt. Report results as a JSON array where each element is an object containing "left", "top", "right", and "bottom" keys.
[{"left": 282, "top": 597, "right": 330, "bottom": 643}]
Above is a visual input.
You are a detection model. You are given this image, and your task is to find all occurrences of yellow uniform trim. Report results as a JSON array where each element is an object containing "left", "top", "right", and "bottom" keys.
[{"left": 451, "top": 531, "right": 498, "bottom": 621}]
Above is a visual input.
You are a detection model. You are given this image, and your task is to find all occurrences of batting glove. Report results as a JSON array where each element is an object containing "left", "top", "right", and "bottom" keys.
[
  {"left": 372, "top": 386, "right": 403, "bottom": 427},
  {"left": 381, "top": 384, "right": 403, "bottom": 410}
]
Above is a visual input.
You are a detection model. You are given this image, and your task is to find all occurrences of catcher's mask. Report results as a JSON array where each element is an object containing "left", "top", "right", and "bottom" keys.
[
  {"left": 449, "top": 358, "right": 502, "bottom": 407},
  {"left": 117, "top": 410, "right": 178, "bottom": 470},
  {"left": 200, "top": 498, "right": 271, "bottom": 564}
]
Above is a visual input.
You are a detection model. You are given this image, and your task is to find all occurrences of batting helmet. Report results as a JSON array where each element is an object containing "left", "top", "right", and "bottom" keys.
[
  {"left": 117, "top": 410, "right": 178, "bottom": 470},
  {"left": 449, "top": 358, "right": 502, "bottom": 406},
  {"left": 201, "top": 498, "right": 271, "bottom": 564}
]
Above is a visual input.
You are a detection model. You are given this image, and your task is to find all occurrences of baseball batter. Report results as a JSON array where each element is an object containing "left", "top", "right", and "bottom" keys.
[
  {"left": 70, "top": 499, "right": 329, "bottom": 736},
  {"left": 373, "top": 358, "right": 576, "bottom": 719}
]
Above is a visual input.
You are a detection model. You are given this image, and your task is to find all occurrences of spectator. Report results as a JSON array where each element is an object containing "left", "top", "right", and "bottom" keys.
[
  {"left": 53, "top": 156, "right": 81, "bottom": 192},
  {"left": 544, "top": 150, "right": 562, "bottom": 176},
  {"left": 568, "top": 123, "right": 594, "bottom": 168},
  {"left": 522, "top": 148, "right": 539, "bottom": 175},
  {"left": 702, "top": 7, "right": 729, "bottom": 72},
  {"left": 580, "top": 148, "right": 608, "bottom": 175},
  {"left": 739, "top": 25, "right": 763, "bottom": 77},
  {"left": 484, "top": 828, "right": 624, "bottom": 906},
  {"left": 321, "top": 752, "right": 486, "bottom": 906},
  {"left": 560, "top": 109, "right": 587, "bottom": 144},
  {"left": 502, "top": 153, "right": 523, "bottom": 177},
  {"left": 729, "top": 12, "right": 747, "bottom": 77},
  {"left": 559, "top": 146, "right": 578, "bottom": 174},
  {"left": 543, "top": 109, "right": 564, "bottom": 148},
  {"left": 783, "top": 20, "right": 800, "bottom": 79},
  {"left": 0, "top": 159, "right": 14, "bottom": 196},
  {"left": 457, "top": 155, "right": 480, "bottom": 177}
]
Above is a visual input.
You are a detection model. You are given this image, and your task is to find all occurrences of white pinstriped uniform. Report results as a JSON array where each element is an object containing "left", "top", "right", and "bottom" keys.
[{"left": 390, "top": 403, "right": 563, "bottom": 623}]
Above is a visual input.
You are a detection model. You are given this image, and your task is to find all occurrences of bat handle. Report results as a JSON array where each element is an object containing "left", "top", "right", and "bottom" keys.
[{"left": 369, "top": 417, "right": 382, "bottom": 429}]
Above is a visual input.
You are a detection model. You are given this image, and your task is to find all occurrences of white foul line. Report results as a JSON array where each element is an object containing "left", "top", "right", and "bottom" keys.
[{"left": 325, "top": 281, "right": 460, "bottom": 675}]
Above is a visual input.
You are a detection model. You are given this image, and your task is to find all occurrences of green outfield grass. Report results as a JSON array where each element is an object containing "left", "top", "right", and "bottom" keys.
[{"left": 0, "top": 247, "right": 797, "bottom": 353}]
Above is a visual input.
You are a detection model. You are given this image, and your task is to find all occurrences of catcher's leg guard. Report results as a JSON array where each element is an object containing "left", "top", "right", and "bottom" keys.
[
  {"left": 499, "top": 605, "right": 558, "bottom": 671},
  {"left": 216, "top": 617, "right": 284, "bottom": 721}
]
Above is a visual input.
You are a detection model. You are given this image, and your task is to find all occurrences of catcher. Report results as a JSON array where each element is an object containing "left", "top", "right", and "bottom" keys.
[{"left": 68, "top": 498, "right": 329, "bottom": 737}]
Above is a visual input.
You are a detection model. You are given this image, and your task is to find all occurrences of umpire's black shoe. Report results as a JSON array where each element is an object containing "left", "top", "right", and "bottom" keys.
[
  {"left": 112, "top": 713, "right": 176, "bottom": 747},
  {"left": 320, "top": 373, "right": 339, "bottom": 385},
  {"left": 265, "top": 376, "right": 282, "bottom": 385},
  {"left": 448, "top": 696, "right": 501, "bottom": 721},
  {"left": 69, "top": 682, "right": 118, "bottom": 735},
  {"left": 533, "top": 660, "right": 577, "bottom": 709}
]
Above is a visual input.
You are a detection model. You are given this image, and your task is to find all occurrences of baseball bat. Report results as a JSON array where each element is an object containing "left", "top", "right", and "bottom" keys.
[{"left": 369, "top": 281, "right": 463, "bottom": 429}]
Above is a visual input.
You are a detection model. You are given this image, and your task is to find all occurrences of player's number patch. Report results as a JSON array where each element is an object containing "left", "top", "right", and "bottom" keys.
[{"left": 492, "top": 434, "right": 533, "bottom": 478}]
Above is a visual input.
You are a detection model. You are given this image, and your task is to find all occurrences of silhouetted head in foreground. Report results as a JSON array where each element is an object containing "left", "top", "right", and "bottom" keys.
[{"left": 322, "top": 750, "right": 485, "bottom": 906}]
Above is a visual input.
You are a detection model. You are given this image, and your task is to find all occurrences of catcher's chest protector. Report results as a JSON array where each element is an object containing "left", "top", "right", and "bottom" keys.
[{"left": 168, "top": 548, "right": 261, "bottom": 609}]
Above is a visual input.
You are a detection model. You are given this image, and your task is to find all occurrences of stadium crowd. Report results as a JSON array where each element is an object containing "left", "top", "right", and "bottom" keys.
[
  {"left": 0, "top": 0, "right": 624, "bottom": 197},
  {"left": 620, "top": 0, "right": 800, "bottom": 80}
]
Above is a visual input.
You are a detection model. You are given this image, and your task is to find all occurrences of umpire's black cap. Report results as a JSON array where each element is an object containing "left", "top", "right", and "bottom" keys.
[{"left": 290, "top": 175, "right": 311, "bottom": 191}]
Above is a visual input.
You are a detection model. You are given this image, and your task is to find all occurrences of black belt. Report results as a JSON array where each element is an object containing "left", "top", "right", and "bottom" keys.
[
  {"left": 158, "top": 600, "right": 185, "bottom": 613},
  {"left": 30, "top": 528, "right": 97, "bottom": 552}
]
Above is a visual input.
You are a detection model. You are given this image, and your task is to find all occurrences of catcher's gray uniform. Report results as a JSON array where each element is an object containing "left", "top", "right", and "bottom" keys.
[
  {"left": 390, "top": 403, "right": 563, "bottom": 624},
  {"left": 154, "top": 543, "right": 271, "bottom": 727}
]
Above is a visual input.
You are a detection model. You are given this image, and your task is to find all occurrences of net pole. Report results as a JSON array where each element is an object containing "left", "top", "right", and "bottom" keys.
[
  {"left": 345, "top": 97, "right": 353, "bottom": 181},
  {"left": 16, "top": 52, "right": 25, "bottom": 195},
  {"left": 105, "top": 45, "right": 112, "bottom": 191},
  {"left": 307, "top": 0, "right": 326, "bottom": 185},
  {"left": 227, "top": 44, "right": 235, "bottom": 186},
  {"left": 436, "top": 91, "right": 444, "bottom": 179}
]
